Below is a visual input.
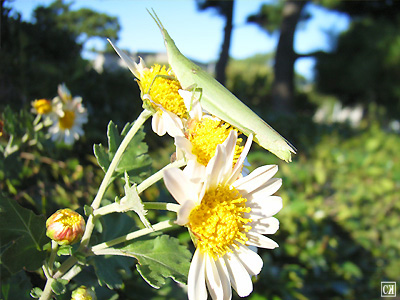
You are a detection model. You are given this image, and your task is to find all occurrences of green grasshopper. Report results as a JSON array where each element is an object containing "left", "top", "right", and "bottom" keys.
[{"left": 148, "top": 10, "right": 296, "bottom": 162}]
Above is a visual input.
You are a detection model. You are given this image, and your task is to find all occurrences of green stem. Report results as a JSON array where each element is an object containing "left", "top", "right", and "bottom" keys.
[
  {"left": 38, "top": 276, "right": 54, "bottom": 300},
  {"left": 61, "top": 264, "right": 83, "bottom": 282},
  {"left": 79, "top": 109, "right": 153, "bottom": 250},
  {"left": 43, "top": 110, "right": 153, "bottom": 295},
  {"left": 52, "top": 256, "right": 78, "bottom": 279},
  {"left": 143, "top": 202, "right": 180, "bottom": 212},
  {"left": 91, "top": 220, "right": 175, "bottom": 253},
  {"left": 93, "top": 158, "right": 186, "bottom": 218},
  {"left": 48, "top": 241, "right": 58, "bottom": 276},
  {"left": 137, "top": 158, "right": 186, "bottom": 194}
]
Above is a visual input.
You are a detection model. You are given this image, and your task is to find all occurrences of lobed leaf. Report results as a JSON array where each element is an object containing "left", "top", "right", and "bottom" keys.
[
  {"left": 92, "top": 255, "right": 133, "bottom": 290},
  {"left": 100, "top": 235, "right": 192, "bottom": 289},
  {"left": 93, "top": 121, "right": 152, "bottom": 183},
  {"left": 0, "top": 195, "right": 48, "bottom": 274}
]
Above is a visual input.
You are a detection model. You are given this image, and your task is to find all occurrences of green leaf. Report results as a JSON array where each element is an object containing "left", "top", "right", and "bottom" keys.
[
  {"left": 57, "top": 245, "right": 72, "bottom": 256},
  {"left": 93, "top": 121, "right": 152, "bottom": 183},
  {"left": 121, "top": 173, "right": 151, "bottom": 229},
  {"left": 0, "top": 271, "right": 33, "bottom": 300},
  {"left": 0, "top": 195, "right": 48, "bottom": 274},
  {"left": 2, "top": 106, "right": 34, "bottom": 137},
  {"left": 93, "top": 144, "right": 110, "bottom": 172},
  {"left": 30, "top": 287, "right": 42, "bottom": 299},
  {"left": 120, "top": 235, "right": 191, "bottom": 288},
  {"left": 92, "top": 255, "right": 133, "bottom": 289},
  {"left": 51, "top": 278, "right": 68, "bottom": 295}
]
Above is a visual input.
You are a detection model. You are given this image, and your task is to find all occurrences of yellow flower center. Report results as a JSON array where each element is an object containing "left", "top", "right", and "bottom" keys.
[
  {"left": 33, "top": 99, "right": 52, "bottom": 115},
  {"left": 138, "top": 65, "right": 187, "bottom": 118},
  {"left": 188, "top": 118, "right": 243, "bottom": 166},
  {"left": 59, "top": 110, "right": 75, "bottom": 130},
  {"left": 57, "top": 210, "right": 81, "bottom": 228},
  {"left": 188, "top": 184, "right": 252, "bottom": 259}
]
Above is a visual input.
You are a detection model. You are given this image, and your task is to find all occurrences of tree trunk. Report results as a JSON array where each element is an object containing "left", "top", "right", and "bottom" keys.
[
  {"left": 215, "top": 0, "right": 234, "bottom": 85},
  {"left": 272, "top": 0, "right": 307, "bottom": 114}
]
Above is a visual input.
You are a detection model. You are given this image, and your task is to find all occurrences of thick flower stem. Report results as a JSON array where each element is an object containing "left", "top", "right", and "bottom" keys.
[
  {"left": 48, "top": 241, "right": 58, "bottom": 276},
  {"left": 137, "top": 158, "right": 187, "bottom": 194},
  {"left": 52, "top": 256, "right": 78, "bottom": 279},
  {"left": 93, "top": 159, "right": 186, "bottom": 217},
  {"left": 143, "top": 202, "right": 180, "bottom": 212},
  {"left": 79, "top": 109, "right": 153, "bottom": 250},
  {"left": 39, "top": 276, "right": 55, "bottom": 300},
  {"left": 91, "top": 220, "right": 175, "bottom": 253}
]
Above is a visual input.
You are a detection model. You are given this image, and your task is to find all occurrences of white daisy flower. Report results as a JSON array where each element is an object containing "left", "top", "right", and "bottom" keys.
[
  {"left": 48, "top": 85, "right": 88, "bottom": 145},
  {"left": 56, "top": 83, "right": 73, "bottom": 103},
  {"left": 174, "top": 89, "right": 245, "bottom": 174},
  {"left": 108, "top": 41, "right": 187, "bottom": 137},
  {"left": 163, "top": 130, "right": 282, "bottom": 300}
]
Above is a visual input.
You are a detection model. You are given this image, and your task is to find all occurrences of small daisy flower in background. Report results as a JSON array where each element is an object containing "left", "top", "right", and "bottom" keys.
[
  {"left": 48, "top": 84, "right": 88, "bottom": 145},
  {"left": 108, "top": 41, "right": 187, "bottom": 137},
  {"left": 56, "top": 82, "right": 73, "bottom": 103},
  {"left": 163, "top": 130, "right": 282, "bottom": 300}
]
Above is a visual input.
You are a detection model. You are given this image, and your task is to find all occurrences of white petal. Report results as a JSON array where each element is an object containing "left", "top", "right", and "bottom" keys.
[
  {"left": 176, "top": 199, "right": 196, "bottom": 225},
  {"left": 183, "top": 160, "right": 206, "bottom": 187},
  {"left": 188, "top": 249, "right": 208, "bottom": 300},
  {"left": 234, "top": 244, "right": 263, "bottom": 276},
  {"left": 204, "top": 254, "right": 231, "bottom": 300},
  {"left": 250, "top": 217, "right": 280, "bottom": 235},
  {"left": 152, "top": 112, "right": 167, "bottom": 136},
  {"left": 224, "top": 251, "right": 253, "bottom": 297},
  {"left": 163, "top": 168, "right": 198, "bottom": 205},
  {"left": 179, "top": 89, "right": 194, "bottom": 110},
  {"left": 214, "top": 258, "right": 232, "bottom": 300},
  {"left": 175, "top": 136, "right": 196, "bottom": 161},
  {"left": 227, "top": 133, "right": 253, "bottom": 185},
  {"left": 245, "top": 178, "right": 282, "bottom": 201},
  {"left": 205, "top": 131, "right": 237, "bottom": 190},
  {"left": 161, "top": 109, "right": 184, "bottom": 137},
  {"left": 247, "top": 196, "right": 283, "bottom": 219},
  {"left": 205, "top": 144, "right": 228, "bottom": 190},
  {"left": 233, "top": 165, "right": 278, "bottom": 194},
  {"left": 108, "top": 39, "right": 140, "bottom": 78},
  {"left": 247, "top": 232, "right": 279, "bottom": 249},
  {"left": 64, "top": 130, "right": 74, "bottom": 145},
  {"left": 221, "top": 130, "right": 238, "bottom": 169}
]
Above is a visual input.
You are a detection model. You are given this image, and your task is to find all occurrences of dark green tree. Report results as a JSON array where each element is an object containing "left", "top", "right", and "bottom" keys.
[
  {"left": 315, "top": 1, "right": 400, "bottom": 118},
  {"left": 41, "top": 0, "right": 120, "bottom": 44},
  {"left": 1, "top": 0, "right": 140, "bottom": 144},
  {"left": 248, "top": 0, "right": 309, "bottom": 114},
  {"left": 196, "top": 0, "right": 234, "bottom": 85}
]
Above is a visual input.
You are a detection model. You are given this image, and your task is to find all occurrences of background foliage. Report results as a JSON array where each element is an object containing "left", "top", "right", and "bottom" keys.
[{"left": 1, "top": 0, "right": 399, "bottom": 299}]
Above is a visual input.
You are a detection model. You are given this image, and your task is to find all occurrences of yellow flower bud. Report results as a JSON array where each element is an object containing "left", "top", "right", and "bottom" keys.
[
  {"left": 31, "top": 99, "right": 53, "bottom": 115},
  {"left": 71, "top": 286, "right": 96, "bottom": 300},
  {"left": 46, "top": 209, "right": 85, "bottom": 245}
]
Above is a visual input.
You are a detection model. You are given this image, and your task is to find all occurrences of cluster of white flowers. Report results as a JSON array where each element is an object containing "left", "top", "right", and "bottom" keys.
[
  {"left": 113, "top": 44, "right": 283, "bottom": 300},
  {"left": 31, "top": 84, "right": 88, "bottom": 145}
]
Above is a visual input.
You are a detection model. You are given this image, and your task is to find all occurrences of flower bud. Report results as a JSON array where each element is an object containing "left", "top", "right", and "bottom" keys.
[
  {"left": 31, "top": 99, "right": 53, "bottom": 115},
  {"left": 46, "top": 209, "right": 85, "bottom": 245},
  {"left": 71, "top": 285, "right": 96, "bottom": 300}
]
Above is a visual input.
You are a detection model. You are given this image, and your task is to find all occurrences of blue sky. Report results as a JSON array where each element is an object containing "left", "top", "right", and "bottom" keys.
[{"left": 9, "top": 0, "right": 350, "bottom": 80}]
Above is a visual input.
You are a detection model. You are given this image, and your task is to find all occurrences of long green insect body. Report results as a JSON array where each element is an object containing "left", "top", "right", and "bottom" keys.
[{"left": 148, "top": 10, "right": 296, "bottom": 162}]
